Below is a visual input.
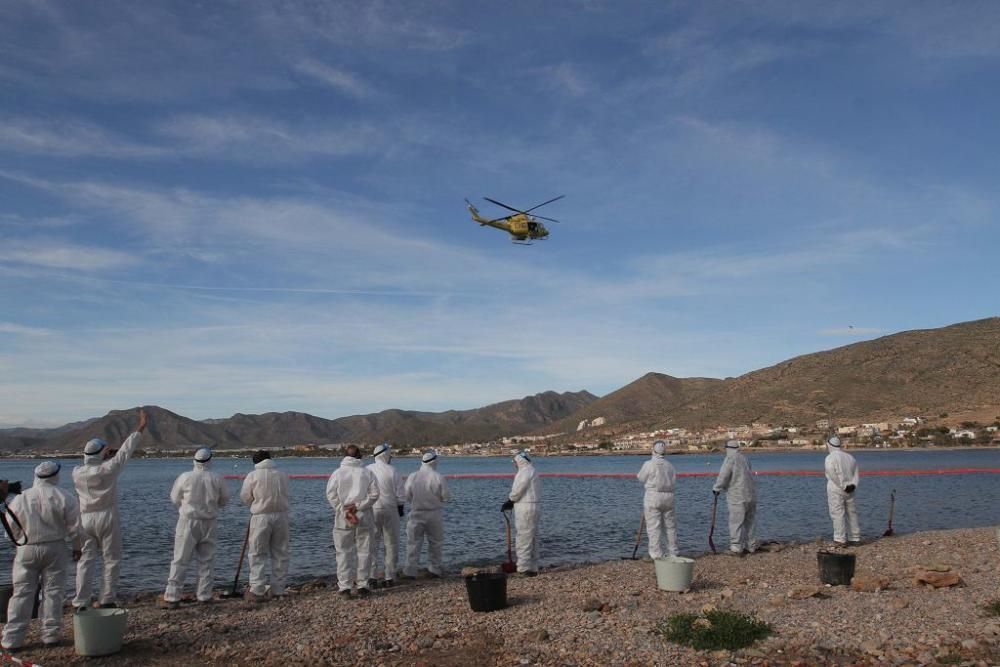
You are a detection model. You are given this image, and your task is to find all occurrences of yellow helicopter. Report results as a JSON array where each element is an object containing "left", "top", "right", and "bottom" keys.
[{"left": 465, "top": 195, "right": 564, "bottom": 244}]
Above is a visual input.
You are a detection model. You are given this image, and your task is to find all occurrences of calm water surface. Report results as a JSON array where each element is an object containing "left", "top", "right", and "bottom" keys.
[{"left": 1, "top": 449, "right": 998, "bottom": 593}]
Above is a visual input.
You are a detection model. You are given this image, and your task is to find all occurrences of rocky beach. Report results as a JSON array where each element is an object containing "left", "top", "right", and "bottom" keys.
[{"left": 5, "top": 526, "right": 999, "bottom": 666}]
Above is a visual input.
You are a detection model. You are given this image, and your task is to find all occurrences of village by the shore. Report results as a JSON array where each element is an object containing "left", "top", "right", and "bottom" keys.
[
  {"left": 5, "top": 414, "right": 1000, "bottom": 460},
  {"left": 10, "top": 526, "right": 1000, "bottom": 666}
]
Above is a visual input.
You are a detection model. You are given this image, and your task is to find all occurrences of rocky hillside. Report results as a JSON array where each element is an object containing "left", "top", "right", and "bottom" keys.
[
  {"left": 0, "top": 390, "right": 597, "bottom": 452},
  {"left": 660, "top": 317, "right": 1000, "bottom": 429}
]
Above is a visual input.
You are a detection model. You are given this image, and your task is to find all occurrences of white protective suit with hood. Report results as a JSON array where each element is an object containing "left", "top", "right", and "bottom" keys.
[
  {"left": 239, "top": 458, "right": 290, "bottom": 596},
  {"left": 326, "top": 455, "right": 379, "bottom": 591},
  {"left": 71, "top": 430, "right": 143, "bottom": 607},
  {"left": 713, "top": 441, "right": 758, "bottom": 553},
  {"left": 2, "top": 462, "right": 81, "bottom": 649},
  {"left": 509, "top": 452, "right": 541, "bottom": 573},
  {"left": 824, "top": 436, "right": 861, "bottom": 543},
  {"left": 367, "top": 444, "right": 405, "bottom": 582},
  {"left": 164, "top": 450, "right": 229, "bottom": 603},
  {"left": 404, "top": 451, "right": 449, "bottom": 577},
  {"left": 637, "top": 441, "right": 678, "bottom": 558}
]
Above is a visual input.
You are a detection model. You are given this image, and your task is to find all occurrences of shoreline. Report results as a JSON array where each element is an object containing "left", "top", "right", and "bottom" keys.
[
  {"left": 1, "top": 444, "right": 997, "bottom": 461},
  {"left": 9, "top": 526, "right": 1000, "bottom": 665}
]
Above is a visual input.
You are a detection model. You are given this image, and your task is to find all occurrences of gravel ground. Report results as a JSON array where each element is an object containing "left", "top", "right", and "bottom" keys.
[{"left": 7, "top": 526, "right": 1000, "bottom": 666}]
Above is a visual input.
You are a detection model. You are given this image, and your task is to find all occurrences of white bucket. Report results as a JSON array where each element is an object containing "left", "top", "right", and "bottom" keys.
[
  {"left": 654, "top": 556, "right": 695, "bottom": 592},
  {"left": 74, "top": 607, "right": 128, "bottom": 657}
]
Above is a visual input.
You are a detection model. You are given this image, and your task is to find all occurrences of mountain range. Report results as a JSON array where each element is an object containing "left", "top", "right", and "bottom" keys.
[{"left": 2, "top": 317, "right": 998, "bottom": 452}]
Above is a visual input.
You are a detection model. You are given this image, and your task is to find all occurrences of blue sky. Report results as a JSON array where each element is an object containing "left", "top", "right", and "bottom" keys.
[{"left": 2, "top": 1, "right": 999, "bottom": 427}]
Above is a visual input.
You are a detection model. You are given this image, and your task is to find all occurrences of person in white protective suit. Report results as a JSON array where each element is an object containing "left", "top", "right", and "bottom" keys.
[
  {"left": 326, "top": 444, "right": 379, "bottom": 598},
  {"left": 1, "top": 462, "right": 82, "bottom": 650},
  {"left": 637, "top": 440, "right": 678, "bottom": 559},
  {"left": 403, "top": 450, "right": 449, "bottom": 579},
  {"left": 501, "top": 451, "right": 541, "bottom": 576},
  {"left": 71, "top": 408, "right": 148, "bottom": 609},
  {"left": 161, "top": 448, "right": 229, "bottom": 609},
  {"left": 824, "top": 435, "right": 861, "bottom": 546},
  {"left": 240, "top": 450, "right": 290, "bottom": 602},
  {"left": 713, "top": 440, "right": 758, "bottom": 555},
  {"left": 366, "top": 443, "right": 405, "bottom": 587}
]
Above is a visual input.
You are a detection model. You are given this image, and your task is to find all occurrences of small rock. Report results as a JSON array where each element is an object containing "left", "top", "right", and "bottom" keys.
[
  {"left": 525, "top": 629, "right": 550, "bottom": 642},
  {"left": 624, "top": 599, "right": 639, "bottom": 610},
  {"left": 719, "top": 588, "right": 734, "bottom": 600},
  {"left": 701, "top": 603, "right": 717, "bottom": 614},
  {"left": 890, "top": 598, "right": 910, "bottom": 611},
  {"left": 766, "top": 594, "right": 785, "bottom": 608},
  {"left": 693, "top": 618, "right": 712, "bottom": 630},
  {"left": 851, "top": 574, "right": 892, "bottom": 592},
  {"left": 416, "top": 637, "right": 435, "bottom": 649},
  {"left": 961, "top": 639, "right": 978, "bottom": 650},
  {"left": 913, "top": 570, "right": 964, "bottom": 588},
  {"left": 787, "top": 586, "right": 827, "bottom": 600},
  {"left": 582, "top": 598, "right": 603, "bottom": 612}
]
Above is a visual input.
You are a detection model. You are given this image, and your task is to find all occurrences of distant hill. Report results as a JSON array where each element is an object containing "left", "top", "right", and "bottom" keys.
[
  {"left": 541, "top": 372, "right": 723, "bottom": 435},
  {"left": 0, "top": 390, "right": 597, "bottom": 452},
  {"left": 659, "top": 317, "right": 1000, "bottom": 429}
]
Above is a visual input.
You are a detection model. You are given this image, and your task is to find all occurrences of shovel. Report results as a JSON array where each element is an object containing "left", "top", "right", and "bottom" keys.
[
  {"left": 622, "top": 513, "right": 645, "bottom": 560},
  {"left": 882, "top": 489, "right": 896, "bottom": 537},
  {"left": 708, "top": 493, "right": 719, "bottom": 555},
  {"left": 501, "top": 510, "right": 517, "bottom": 574},
  {"left": 221, "top": 518, "right": 252, "bottom": 598}
]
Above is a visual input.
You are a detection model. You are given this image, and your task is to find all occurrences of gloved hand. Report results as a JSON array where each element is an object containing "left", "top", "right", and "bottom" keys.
[
  {"left": 397, "top": 504, "right": 404, "bottom": 518},
  {"left": 712, "top": 490, "right": 720, "bottom": 497},
  {"left": 501, "top": 499, "right": 514, "bottom": 512},
  {"left": 844, "top": 484, "right": 856, "bottom": 493}
]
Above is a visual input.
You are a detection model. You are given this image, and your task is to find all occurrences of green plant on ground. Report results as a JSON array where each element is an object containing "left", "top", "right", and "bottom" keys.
[
  {"left": 983, "top": 599, "right": 1000, "bottom": 617},
  {"left": 656, "top": 610, "right": 772, "bottom": 651},
  {"left": 938, "top": 654, "right": 962, "bottom": 665}
]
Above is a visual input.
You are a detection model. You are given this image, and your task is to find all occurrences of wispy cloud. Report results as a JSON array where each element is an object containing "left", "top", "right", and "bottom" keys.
[
  {"left": 0, "top": 322, "right": 52, "bottom": 337},
  {"left": 0, "top": 238, "right": 137, "bottom": 272},
  {"left": 293, "top": 59, "right": 377, "bottom": 98},
  {"left": 0, "top": 116, "right": 165, "bottom": 158}
]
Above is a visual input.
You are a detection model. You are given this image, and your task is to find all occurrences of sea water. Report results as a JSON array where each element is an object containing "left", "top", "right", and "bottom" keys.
[{"left": 1, "top": 449, "right": 997, "bottom": 593}]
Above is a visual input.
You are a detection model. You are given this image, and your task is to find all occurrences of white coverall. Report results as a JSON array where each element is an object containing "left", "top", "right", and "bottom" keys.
[
  {"left": 71, "top": 430, "right": 142, "bottom": 607},
  {"left": 825, "top": 444, "right": 861, "bottom": 543},
  {"left": 367, "top": 451, "right": 405, "bottom": 581},
  {"left": 404, "top": 460, "right": 449, "bottom": 576},
  {"left": 326, "top": 457, "right": 379, "bottom": 591},
  {"left": 164, "top": 461, "right": 229, "bottom": 602},
  {"left": 239, "top": 459, "right": 290, "bottom": 596},
  {"left": 2, "top": 473, "right": 81, "bottom": 649},
  {"left": 713, "top": 447, "right": 758, "bottom": 553},
  {"left": 637, "top": 451, "right": 678, "bottom": 558},
  {"left": 509, "top": 457, "right": 541, "bottom": 573}
]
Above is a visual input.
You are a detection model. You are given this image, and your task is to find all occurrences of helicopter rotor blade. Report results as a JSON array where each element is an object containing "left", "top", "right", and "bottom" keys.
[
  {"left": 530, "top": 214, "right": 560, "bottom": 223},
  {"left": 523, "top": 195, "right": 565, "bottom": 214},
  {"left": 483, "top": 197, "right": 524, "bottom": 215}
]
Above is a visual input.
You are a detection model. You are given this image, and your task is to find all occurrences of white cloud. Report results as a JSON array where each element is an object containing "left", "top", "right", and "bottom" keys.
[
  {"left": 0, "top": 322, "right": 52, "bottom": 337},
  {"left": 154, "top": 113, "right": 382, "bottom": 162},
  {"left": 293, "top": 59, "right": 376, "bottom": 98},
  {"left": 0, "top": 238, "right": 137, "bottom": 272},
  {"left": 0, "top": 116, "right": 165, "bottom": 158}
]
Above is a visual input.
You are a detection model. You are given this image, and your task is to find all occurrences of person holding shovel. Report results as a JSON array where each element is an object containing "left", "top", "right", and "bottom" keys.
[
  {"left": 240, "top": 450, "right": 290, "bottom": 603},
  {"left": 326, "top": 445, "right": 379, "bottom": 598},
  {"left": 713, "top": 440, "right": 758, "bottom": 555},
  {"left": 637, "top": 440, "right": 678, "bottom": 559},
  {"left": 501, "top": 450, "right": 541, "bottom": 576}
]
